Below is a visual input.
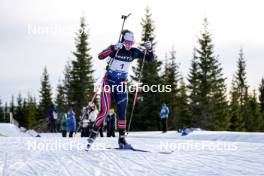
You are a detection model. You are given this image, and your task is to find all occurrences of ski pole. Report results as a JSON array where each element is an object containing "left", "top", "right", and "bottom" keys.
[
  {"left": 118, "top": 13, "right": 131, "bottom": 42},
  {"left": 107, "top": 13, "right": 131, "bottom": 69},
  {"left": 127, "top": 49, "right": 147, "bottom": 133}
]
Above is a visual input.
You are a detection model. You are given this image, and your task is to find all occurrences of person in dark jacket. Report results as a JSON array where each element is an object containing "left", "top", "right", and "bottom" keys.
[
  {"left": 60, "top": 113, "right": 68, "bottom": 137},
  {"left": 99, "top": 122, "right": 105, "bottom": 137},
  {"left": 67, "top": 107, "right": 76, "bottom": 137},
  {"left": 107, "top": 109, "right": 116, "bottom": 137},
  {"left": 48, "top": 103, "right": 57, "bottom": 133}
]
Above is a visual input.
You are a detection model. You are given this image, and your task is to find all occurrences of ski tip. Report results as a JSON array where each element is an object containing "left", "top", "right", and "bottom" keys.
[
  {"left": 85, "top": 148, "right": 91, "bottom": 152},
  {"left": 158, "top": 151, "right": 174, "bottom": 154}
]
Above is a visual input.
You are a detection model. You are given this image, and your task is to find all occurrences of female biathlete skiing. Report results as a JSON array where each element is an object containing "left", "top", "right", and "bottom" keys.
[{"left": 86, "top": 30, "right": 154, "bottom": 150}]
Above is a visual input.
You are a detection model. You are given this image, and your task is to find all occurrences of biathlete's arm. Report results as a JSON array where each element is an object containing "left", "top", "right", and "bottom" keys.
[
  {"left": 98, "top": 45, "right": 116, "bottom": 60},
  {"left": 133, "top": 48, "right": 154, "bottom": 62}
]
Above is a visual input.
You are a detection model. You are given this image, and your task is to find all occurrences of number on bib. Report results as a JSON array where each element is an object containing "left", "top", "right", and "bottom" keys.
[{"left": 120, "top": 64, "right": 124, "bottom": 70}]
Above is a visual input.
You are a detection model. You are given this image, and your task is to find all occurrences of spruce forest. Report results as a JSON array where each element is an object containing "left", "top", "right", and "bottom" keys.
[{"left": 1, "top": 7, "right": 264, "bottom": 132}]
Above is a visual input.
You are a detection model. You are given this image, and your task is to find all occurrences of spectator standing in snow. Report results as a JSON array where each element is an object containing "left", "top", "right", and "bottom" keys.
[
  {"left": 67, "top": 107, "right": 76, "bottom": 137},
  {"left": 99, "top": 121, "right": 105, "bottom": 137},
  {"left": 48, "top": 103, "right": 57, "bottom": 132},
  {"left": 80, "top": 107, "right": 90, "bottom": 137},
  {"left": 107, "top": 109, "right": 116, "bottom": 137},
  {"left": 80, "top": 102, "right": 98, "bottom": 137},
  {"left": 160, "top": 103, "right": 169, "bottom": 133},
  {"left": 60, "top": 113, "right": 68, "bottom": 137}
]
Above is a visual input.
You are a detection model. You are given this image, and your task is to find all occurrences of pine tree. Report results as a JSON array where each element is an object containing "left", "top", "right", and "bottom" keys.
[
  {"left": 55, "top": 80, "right": 67, "bottom": 118},
  {"left": 233, "top": 48, "right": 249, "bottom": 130},
  {"left": 259, "top": 78, "right": 264, "bottom": 113},
  {"left": 14, "top": 93, "right": 24, "bottom": 127},
  {"left": 130, "top": 7, "right": 162, "bottom": 131},
  {"left": 62, "top": 61, "right": 72, "bottom": 107},
  {"left": 195, "top": 18, "right": 229, "bottom": 130},
  {"left": 13, "top": 94, "right": 37, "bottom": 129},
  {"left": 161, "top": 47, "right": 180, "bottom": 130},
  {"left": 4, "top": 102, "right": 8, "bottom": 122},
  {"left": 259, "top": 78, "right": 264, "bottom": 131},
  {"left": 246, "top": 90, "right": 261, "bottom": 131},
  {"left": 188, "top": 49, "right": 201, "bottom": 127},
  {"left": 10, "top": 95, "right": 15, "bottom": 116},
  {"left": 177, "top": 78, "right": 191, "bottom": 129},
  {"left": 68, "top": 16, "right": 95, "bottom": 117},
  {"left": 229, "top": 79, "right": 244, "bottom": 131},
  {"left": 243, "top": 87, "right": 250, "bottom": 130},
  {"left": 24, "top": 94, "right": 38, "bottom": 129},
  {"left": 39, "top": 66, "right": 53, "bottom": 119},
  {"left": 0, "top": 99, "right": 4, "bottom": 122},
  {"left": 211, "top": 74, "right": 230, "bottom": 130},
  {"left": 235, "top": 48, "right": 248, "bottom": 106},
  {"left": 21, "top": 98, "right": 28, "bottom": 128}
]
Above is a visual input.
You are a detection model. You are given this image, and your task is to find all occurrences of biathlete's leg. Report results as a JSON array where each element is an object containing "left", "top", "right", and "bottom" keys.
[
  {"left": 116, "top": 91, "right": 128, "bottom": 131},
  {"left": 87, "top": 80, "right": 111, "bottom": 148},
  {"left": 114, "top": 85, "right": 132, "bottom": 149}
]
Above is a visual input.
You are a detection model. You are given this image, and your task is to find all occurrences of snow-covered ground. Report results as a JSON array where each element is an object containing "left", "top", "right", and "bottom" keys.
[
  {"left": 0, "top": 123, "right": 29, "bottom": 137},
  {"left": 0, "top": 123, "right": 264, "bottom": 176}
]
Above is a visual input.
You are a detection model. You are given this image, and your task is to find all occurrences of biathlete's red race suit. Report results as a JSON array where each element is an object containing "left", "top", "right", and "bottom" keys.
[{"left": 87, "top": 31, "right": 153, "bottom": 149}]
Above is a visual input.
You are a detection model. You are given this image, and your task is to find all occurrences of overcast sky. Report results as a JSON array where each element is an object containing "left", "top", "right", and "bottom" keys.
[{"left": 0, "top": 0, "right": 264, "bottom": 104}]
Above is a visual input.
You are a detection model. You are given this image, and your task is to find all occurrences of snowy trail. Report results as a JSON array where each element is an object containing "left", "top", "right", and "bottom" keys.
[
  {"left": 1, "top": 152, "right": 7, "bottom": 176},
  {"left": 0, "top": 131, "right": 264, "bottom": 176}
]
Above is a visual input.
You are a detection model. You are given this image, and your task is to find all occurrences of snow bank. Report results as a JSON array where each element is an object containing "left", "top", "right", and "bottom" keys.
[
  {"left": 1, "top": 131, "right": 263, "bottom": 176},
  {"left": 128, "top": 130, "right": 264, "bottom": 143},
  {"left": 182, "top": 130, "right": 264, "bottom": 143},
  {"left": 1, "top": 122, "right": 263, "bottom": 144},
  {"left": 0, "top": 123, "right": 30, "bottom": 137},
  {"left": 25, "top": 129, "right": 41, "bottom": 137}
]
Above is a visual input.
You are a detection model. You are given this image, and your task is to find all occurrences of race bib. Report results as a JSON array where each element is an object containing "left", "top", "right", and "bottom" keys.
[{"left": 109, "top": 60, "right": 130, "bottom": 73}]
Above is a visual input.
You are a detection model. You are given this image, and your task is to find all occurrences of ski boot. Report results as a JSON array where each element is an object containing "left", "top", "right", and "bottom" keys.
[
  {"left": 118, "top": 130, "right": 133, "bottom": 149},
  {"left": 86, "top": 130, "right": 97, "bottom": 151}
]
